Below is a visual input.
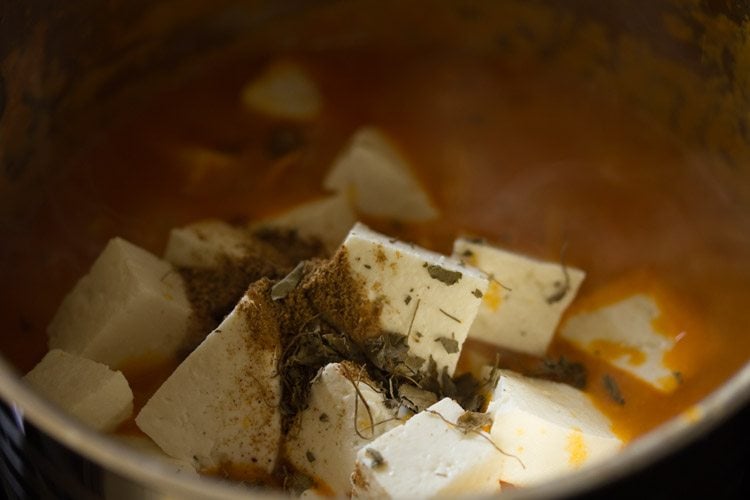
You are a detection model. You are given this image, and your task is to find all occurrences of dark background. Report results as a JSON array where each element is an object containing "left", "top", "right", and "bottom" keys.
[{"left": 584, "top": 402, "right": 750, "bottom": 499}]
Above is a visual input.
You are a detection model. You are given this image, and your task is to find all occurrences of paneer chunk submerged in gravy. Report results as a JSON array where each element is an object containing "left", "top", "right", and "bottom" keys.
[{"left": 13, "top": 54, "right": 746, "bottom": 498}]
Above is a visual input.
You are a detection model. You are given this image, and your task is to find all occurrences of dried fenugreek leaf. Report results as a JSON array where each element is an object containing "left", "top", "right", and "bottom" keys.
[
  {"left": 364, "top": 448, "right": 386, "bottom": 468},
  {"left": 271, "top": 262, "right": 306, "bottom": 300},
  {"left": 603, "top": 374, "right": 625, "bottom": 405},
  {"left": 435, "top": 336, "right": 459, "bottom": 354},
  {"left": 440, "top": 367, "right": 458, "bottom": 398},
  {"left": 453, "top": 372, "right": 486, "bottom": 412},
  {"left": 426, "top": 264, "right": 463, "bottom": 285},
  {"left": 365, "top": 332, "right": 410, "bottom": 373},
  {"left": 398, "top": 384, "right": 438, "bottom": 413},
  {"left": 403, "top": 353, "right": 426, "bottom": 372},
  {"left": 321, "top": 332, "right": 361, "bottom": 360},
  {"left": 418, "top": 356, "right": 441, "bottom": 394},
  {"left": 536, "top": 356, "right": 587, "bottom": 389}
]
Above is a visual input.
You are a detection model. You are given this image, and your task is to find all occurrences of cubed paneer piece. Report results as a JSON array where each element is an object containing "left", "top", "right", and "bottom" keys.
[
  {"left": 47, "top": 238, "right": 193, "bottom": 369},
  {"left": 241, "top": 60, "right": 322, "bottom": 120},
  {"left": 453, "top": 238, "right": 585, "bottom": 356},
  {"left": 560, "top": 294, "right": 679, "bottom": 393},
  {"left": 323, "top": 127, "right": 439, "bottom": 222},
  {"left": 164, "top": 219, "right": 254, "bottom": 269},
  {"left": 255, "top": 194, "right": 356, "bottom": 254},
  {"left": 24, "top": 349, "right": 133, "bottom": 432},
  {"left": 321, "top": 223, "right": 488, "bottom": 376},
  {"left": 285, "top": 362, "right": 400, "bottom": 496},
  {"left": 351, "top": 398, "right": 504, "bottom": 499},
  {"left": 135, "top": 280, "right": 282, "bottom": 474},
  {"left": 487, "top": 370, "right": 622, "bottom": 486}
]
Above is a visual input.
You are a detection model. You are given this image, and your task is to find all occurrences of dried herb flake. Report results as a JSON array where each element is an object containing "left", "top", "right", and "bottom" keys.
[
  {"left": 535, "top": 356, "right": 587, "bottom": 389},
  {"left": 271, "top": 262, "right": 306, "bottom": 300},
  {"left": 435, "top": 336, "right": 459, "bottom": 354},
  {"left": 426, "top": 264, "right": 462, "bottom": 285},
  {"left": 603, "top": 374, "right": 625, "bottom": 405},
  {"left": 365, "top": 448, "right": 386, "bottom": 468}
]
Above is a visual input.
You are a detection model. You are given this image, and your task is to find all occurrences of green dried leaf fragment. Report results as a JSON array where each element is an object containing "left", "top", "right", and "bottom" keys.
[
  {"left": 398, "top": 384, "right": 438, "bottom": 413},
  {"left": 453, "top": 372, "right": 486, "bottom": 412},
  {"left": 435, "top": 336, "right": 459, "bottom": 354},
  {"left": 364, "top": 332, "right": 411, "bottom": 373},
  {"left": 426, "top": 264, "right": 462, "bottom": 285},
  {"left": 440, "top": 367, "right": 458, "bottom": 398},
  {"left": 456, "top": 411, "right": 493, "bottom": 433},
  {"left": 271, "top": 262, "right": 306, "bottom": 300},
  {"left": 472, "top": 288, "right": 483, "bottom": 298},
  {"left": 537, "top": 356, "right": 587, "bottom": 389},
  {"left": 438, "top": 308, "right": 462, "bottom": 323},
  {"left": 404, "top": 354, "right": 426, "bottom": 372},
  {"left": 603, "top": 374, "right": 625, "bottom": 405},
  {"left": 364, "top": 448, "right": 386, "bottom": 468},
  {"left": 321, "top": 332, "right": 361, "bottom": 360}
]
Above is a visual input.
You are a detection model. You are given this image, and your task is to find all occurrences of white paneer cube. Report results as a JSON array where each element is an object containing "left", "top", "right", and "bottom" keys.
[
  {"left": 351, "top": 398, "right": 504, "bottom": 499},
  {"left": 256, "top": 194, "right": 356, "bottom": 254},
  {"left": 560, "top": 294, "right": 679, "bottom": 393},
  {"left": 487, "top": 370, "right": 622, "bottom": 486},
  {"left": 343, "top": 223, "right": 488, "bottom": 376},
  {"left": 453, "top": 238, "right": 585, "bottom": 356},
  {"left": 24, "top": 349, "right": 133, "bottom": 432},
  {"left": 47, "top": 238, "right": 193, "bottom": 369},
  {"left": 241, "top": 60, "right": 322, "bottom": 120},
  {"left": 285, "top": 362, "right": 400, "bottom": 496},
  {"left": 323, "top": 127, "right": 439, "bottom": 222},
  {"left": 164, "top": 219, "right": 253, "bottom": 269},
  {"left": 135, "top": 280, "right": 282, "bottom": 473}
]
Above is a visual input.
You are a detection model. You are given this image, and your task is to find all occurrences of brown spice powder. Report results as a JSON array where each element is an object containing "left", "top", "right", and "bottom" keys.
[
  {"left": 178, "top": 227, "right": 326, "bottom": 352},
  {"left": 302, "top": 248, "right": 383, "bottom": 344}
]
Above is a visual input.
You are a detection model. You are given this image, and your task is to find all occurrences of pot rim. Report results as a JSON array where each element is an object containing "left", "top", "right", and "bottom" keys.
[{"left": 1, "top": 355, "right": 749, "bottom": 498}]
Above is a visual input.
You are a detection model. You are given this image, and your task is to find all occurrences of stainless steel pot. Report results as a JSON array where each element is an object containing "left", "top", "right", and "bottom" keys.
[{"left": 1, "top": 1, "right": 748, "bottom": 498}]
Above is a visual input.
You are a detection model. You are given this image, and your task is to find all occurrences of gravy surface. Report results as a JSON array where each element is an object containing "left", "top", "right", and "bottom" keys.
[{"left": 2, "top": 50, "right": 750, "bottom": 442}]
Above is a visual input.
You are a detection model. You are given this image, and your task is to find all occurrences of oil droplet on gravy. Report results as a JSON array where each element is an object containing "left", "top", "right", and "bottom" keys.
[{"left": 2, "top": 50, "right": 749, "bottom": 455}]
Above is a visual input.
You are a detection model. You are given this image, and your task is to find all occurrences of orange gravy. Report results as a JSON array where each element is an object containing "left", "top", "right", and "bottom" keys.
[{"left": 2, "top": 50, "right": 750, "bottom": 446}]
